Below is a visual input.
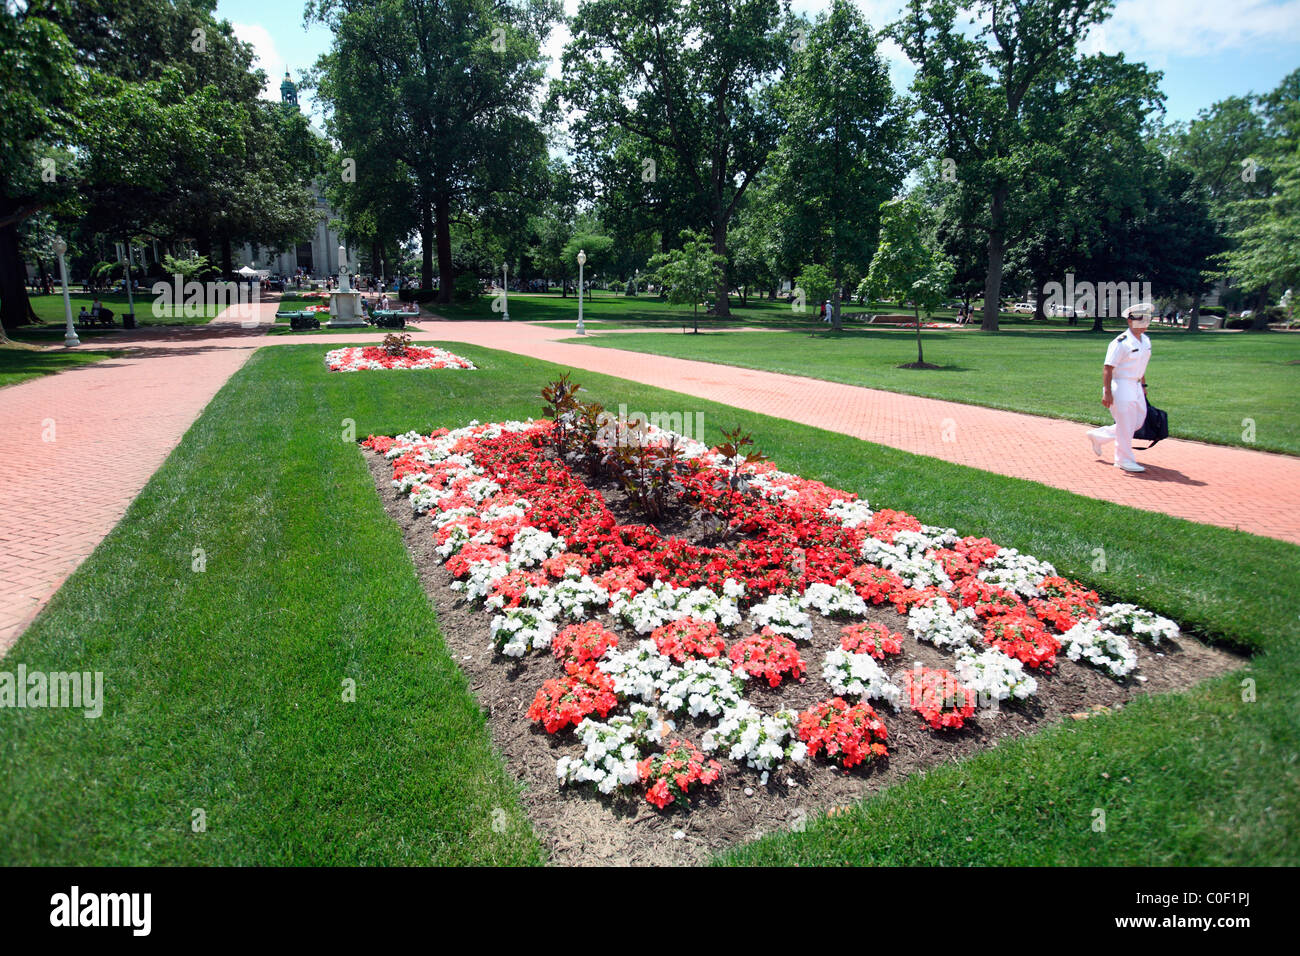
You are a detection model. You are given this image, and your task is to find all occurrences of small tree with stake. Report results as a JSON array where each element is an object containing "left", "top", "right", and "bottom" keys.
[
  {"left": 864, "top": 197, "right": 955, "bottom": 369},
  {"left": 647, "top": 230, "right": 726, "bottom": 334}
]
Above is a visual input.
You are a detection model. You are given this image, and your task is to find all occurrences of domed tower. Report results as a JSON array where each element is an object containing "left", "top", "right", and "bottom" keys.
[{"left": 280, "top": 71, "right": 299, "bottom": 110}]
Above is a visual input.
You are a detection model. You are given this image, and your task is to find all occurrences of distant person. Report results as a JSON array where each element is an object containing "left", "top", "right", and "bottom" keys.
[
  {"left": 1088, "top": 309, "right": 1152, "bottom": 473},
  {"left": 77, "top": 306, "right": 90, "bottom": 324}
]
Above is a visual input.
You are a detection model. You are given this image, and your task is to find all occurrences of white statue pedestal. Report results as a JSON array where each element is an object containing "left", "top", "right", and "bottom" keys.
[{"left": 327, "top": 289, "right": 365, "bottom": 327}]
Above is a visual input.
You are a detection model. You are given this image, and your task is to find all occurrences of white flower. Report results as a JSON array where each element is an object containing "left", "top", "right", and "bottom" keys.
[
  {"left": 508, "top": 526, "right": 566, "bottom": 567},
  {"left": 954, "top": 646, "right": 1038, "bottom": 702},
  {"left": 597, "top": 640, "right": 675, "bottom": 702},
  {"left": 749, "top": 593, "right": 813, "bottom": 641},
  {"left": 556, "top": 705, "right": 669, "bottom": 794},
  {"left": 825, "top": 497, "right": 874, "bottom": 528},
  {"left": 656, "top": 658, "right": 746, "bottom": 718},
  {"left": 610, "top": 580, "right": 741, "bottom": 633},
  {"left": 977, "top": 548, "right": 1057, "bottom": 598},
  {"left": 1098, "top": 603, "right": 1180, "bottom": 645},
  {"left": 535, "top": 576, "right": 609, "bottom": 620},
  {"left": 906, "top": 595, "right": 981, "bottom": 650},
  {"left": 1060, "top": 619, "right": 1139, "bottom": 678},
  {"left": 488, "top": 605, "right": 557, "bottom": 657},
  {"left": 821, "top": 649, "right": 903, "bottom": 708},
  {"left": 701, "top": 703, "right": 807, "bottom": 771},
  {"left": 455, "top": 559, "right": 509, "bottom": 603},
  {"left": 860, "top": 534, "right": 952, "bottom": 590},
  {"left": 800, "top": 580, "right": 868, "bottom": 619}
]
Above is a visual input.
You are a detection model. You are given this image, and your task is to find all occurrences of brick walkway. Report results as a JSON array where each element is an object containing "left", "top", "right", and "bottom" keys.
[{"left": 2, "top": 311, "right": 1297, "bottom": 653}]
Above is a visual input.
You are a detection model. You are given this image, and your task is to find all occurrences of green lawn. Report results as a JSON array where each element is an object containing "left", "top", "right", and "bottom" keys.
[
  {"left": 0, "top": 345, "right": 121, "bottom": 388},
  {"left": 1, "top": 343, "right": 1295, "bottom": 865},
  {"left": 565, "top": 326, "right": 1300, "bottom": 456},
  {"left": 25, "top": 290, "right": 224, "bottom": 329},
  {"left": 436, "top": 290, "right": 1085, "bottom": 331}
]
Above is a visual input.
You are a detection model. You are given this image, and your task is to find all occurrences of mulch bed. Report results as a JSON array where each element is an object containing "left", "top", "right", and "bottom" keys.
[{"left": 365, "top": 449, "right": 1242, "bottom": 866}]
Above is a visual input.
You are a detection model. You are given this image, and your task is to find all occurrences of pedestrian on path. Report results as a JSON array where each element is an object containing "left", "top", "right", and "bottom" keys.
[{"left": 1088, "top": 305, "right": 1153, "bottom": 472}]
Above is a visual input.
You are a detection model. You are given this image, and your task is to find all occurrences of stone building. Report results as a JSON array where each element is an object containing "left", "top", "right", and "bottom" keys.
[{"left": 234, "top": 72, "right": 356, "bottom": 278}]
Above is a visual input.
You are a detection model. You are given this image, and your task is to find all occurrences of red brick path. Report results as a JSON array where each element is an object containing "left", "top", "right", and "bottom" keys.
[{"left": 2, "top": 312, "right": 1296, "bottom": 653}]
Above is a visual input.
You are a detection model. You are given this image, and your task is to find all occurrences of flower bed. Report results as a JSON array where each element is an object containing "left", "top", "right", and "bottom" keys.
[
  {"left": 325, "top": 345, "right": 476, "bottom": 372},
  {"left": 361, "top": 402, "right": 1202, "bottom": 826}
]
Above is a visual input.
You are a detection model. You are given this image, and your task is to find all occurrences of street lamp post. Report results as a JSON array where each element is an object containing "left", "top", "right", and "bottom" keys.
[
  {"left": 53, "top": 236, "right": 78, "bottom": 347},
  {"left": 576, "top": 249, "right": 587, "bottom": 335},
  {"left": 502, "top": 262, "right": 509, "bottom": 321}
]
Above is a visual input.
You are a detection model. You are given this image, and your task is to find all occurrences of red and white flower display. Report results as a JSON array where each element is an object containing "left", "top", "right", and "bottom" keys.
[
  {"left": 362, "top": 410, "right": 1173, "bottom": 809},
  {"left": 325, "top": 345, "right": 476, "bottom": 372}
]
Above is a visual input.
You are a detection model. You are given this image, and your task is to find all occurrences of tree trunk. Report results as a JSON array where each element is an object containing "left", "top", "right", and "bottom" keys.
[
  {"left": 915, "top": 304, "right": 924, "bottom": 365},
  {"left": 1034, "top": 280, "right": 1047, "bottom": 321},
  {"left": 712, "top": 220, "right": 729, "bottom": 318},
  {"left": 419, "top": 203, "right": 434, "bottom": 291},
  {"left": 0, "top": 223, "right": 41, "bottom": 331},
  {"left": 1186, "top": 292, "right": 1202, "bottom": 332},
  {"left": 831, "top": 274, "right": 843, "bottom": 332},
  {"left": 980, "top": 185, "right": 1008, "bottom": 332},
  {"left": 434, "top": 192, "right": 454, "bottom": 304},
  {"left": 220, "top": 235, "right": 234, "bottom": 280}
]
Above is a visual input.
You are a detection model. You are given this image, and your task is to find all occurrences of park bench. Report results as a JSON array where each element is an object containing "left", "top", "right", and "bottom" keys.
[
  {"left": 276, "top": 310, "right": 320, "bottom": 331},
  {"left": 76, "top": 309, "right": 115, "bottom": 328},
  {"left": 368, "top": 310, "right": 408, "bottom": 329}
]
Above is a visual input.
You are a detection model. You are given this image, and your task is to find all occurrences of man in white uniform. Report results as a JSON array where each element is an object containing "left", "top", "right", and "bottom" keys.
[{"left": 1088, "top": 310, "right": 1152, "bottom": 472}]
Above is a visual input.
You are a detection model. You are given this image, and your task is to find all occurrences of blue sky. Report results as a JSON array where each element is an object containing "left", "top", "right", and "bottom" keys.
[{"left": 217, "top": 0, "right": 1300, "bottom": 127}]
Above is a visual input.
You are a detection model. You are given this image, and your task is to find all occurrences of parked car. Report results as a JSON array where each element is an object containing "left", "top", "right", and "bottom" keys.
[
  {"left": 1011, "top": 302, "right": 1036, "bottom": 314},
  {"left": 1047, "top": 302, "right": 1076, "bottom": 317}
]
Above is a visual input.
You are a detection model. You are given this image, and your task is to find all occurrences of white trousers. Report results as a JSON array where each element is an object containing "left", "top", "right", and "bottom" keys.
[{"left": 1089, "top": 381, "right": 1146, "bottom": 466}]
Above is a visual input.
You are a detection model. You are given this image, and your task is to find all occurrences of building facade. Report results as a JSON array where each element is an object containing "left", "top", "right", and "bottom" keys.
[{"left": 235, "top": 73, "right": 356, "bottom": 278}]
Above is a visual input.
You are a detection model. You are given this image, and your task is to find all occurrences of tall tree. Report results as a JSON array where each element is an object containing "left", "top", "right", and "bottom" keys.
[
  {"left": 892, "top": 0, "right": 1111, "bottom": 332},
  {"left": 557, "top": 0, "right": 791, "bottom": 318},
  {"left": 770, "top": 0, "right": 907, "bottom": 330},
  {"left": 310, "top": 0, "right": 557, "bottom": 303}
]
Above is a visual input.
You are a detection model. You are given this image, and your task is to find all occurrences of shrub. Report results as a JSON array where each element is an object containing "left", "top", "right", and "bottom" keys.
[
  {"left": 397, "top": 287, "right": 437, "bottom": 304},
  {"left": 453, "top": 274, "right": 482, "bottom": 302}
]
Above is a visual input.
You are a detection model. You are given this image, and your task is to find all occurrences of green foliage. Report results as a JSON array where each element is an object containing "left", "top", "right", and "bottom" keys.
[
  {"left": 646, "top": 231, "right": 727, "bottom": 332},
  {"left": 557, "top": 0, "right": 790, "bottom": 314},
  {"left": 453, "top": 274, "right": 484, "bottom": 302},
  {"left": 769, "top": 0, "right": 907, "bottom": 328},
  {"left": 795, "top": 264, "right": 834, "bottom": 310}
]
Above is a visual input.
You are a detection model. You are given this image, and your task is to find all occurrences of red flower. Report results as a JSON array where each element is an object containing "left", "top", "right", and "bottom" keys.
[
  {"left": 983, "top": 610, "right": 1060, "bottom": 668},
  {"left": 638, "top": 739, "right": 722, "bottom": 809},
  {"left": 552, "top": 621, "right": 620, "bottom": 665},
  {"left": 526, "top": 662, "right": 618, "bottom": 734},
  {"left": 651, "top": 617, "right": 727, "bottom": 663},
  {"left": 840, "top": 621, "right": 904, "bottom": 659},
  {"left": 728, "top": 628, "right": 806, "bottom": 687},
  {"left": 797, "top": 697, "right": 889, "bottom": 768},
  {"left": 902, "top": 667, "right": 977, "bottom": 730}
]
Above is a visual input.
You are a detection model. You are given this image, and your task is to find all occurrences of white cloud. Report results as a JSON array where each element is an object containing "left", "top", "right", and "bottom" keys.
[
  {"left": 231, "top": 22, "right": 286, "bottom": 100},
  {"left": 1084, "top": 0, "right": 1300, "bottom": 57}
]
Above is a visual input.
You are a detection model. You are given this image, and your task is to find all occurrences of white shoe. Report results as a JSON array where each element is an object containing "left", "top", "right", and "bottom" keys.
[
  {"left": 1089, "top": 435, "right": 1104, "bottom": 457},
  {"left": 1116, "top": 462, "right": 1145, "bottom": 473}
]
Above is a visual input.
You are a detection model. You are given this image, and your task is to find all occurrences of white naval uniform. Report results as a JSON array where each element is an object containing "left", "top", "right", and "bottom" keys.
[{"left": 1088, "top": 329, "right": 1151, "bottom": 466}]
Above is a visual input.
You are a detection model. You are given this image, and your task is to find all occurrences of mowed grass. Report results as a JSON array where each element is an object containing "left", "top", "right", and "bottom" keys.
[
  {"left": 0, "top": 346, "right": 121, "bottom": 388},
  {"left": 1, "top": 343, "right": 1296, "bottom": 865},
  {"left": 25, "top": 291, "right": 221, "bottom": 327},
  {"left": 436, "top": 290, "right": 1083, "bottom": 330},
  {"left": 567, "top": 326, "right": 1300, "bottom": 456}
]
